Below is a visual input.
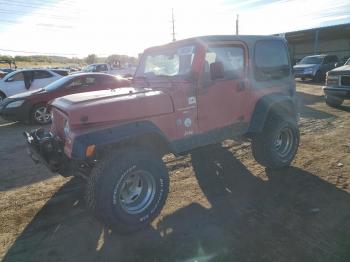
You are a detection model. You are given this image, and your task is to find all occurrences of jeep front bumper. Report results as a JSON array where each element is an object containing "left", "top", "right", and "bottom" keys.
[{"left": 24, "top": 128, "right": 68, "bottom": 174}]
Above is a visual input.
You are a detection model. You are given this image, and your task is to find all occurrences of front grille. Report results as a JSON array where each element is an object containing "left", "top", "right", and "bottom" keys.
[
  {"left": 50, "top": 108, "right": 66, "bottom": 139},
  {"left": 294, "top": 69, "right": 304, "bottom": 74},
  {"left": 341, "top": 76, "right": 350, "bottom": 86}
]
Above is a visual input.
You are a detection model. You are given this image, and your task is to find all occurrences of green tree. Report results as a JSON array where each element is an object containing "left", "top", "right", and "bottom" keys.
[{"left": 85, "top": 54, "right": 98, "bottom": 64}]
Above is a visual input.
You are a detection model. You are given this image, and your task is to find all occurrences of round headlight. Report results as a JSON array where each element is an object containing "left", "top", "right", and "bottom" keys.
[{"left": 64, "top": 119, "right": 70, "bottom": 137}]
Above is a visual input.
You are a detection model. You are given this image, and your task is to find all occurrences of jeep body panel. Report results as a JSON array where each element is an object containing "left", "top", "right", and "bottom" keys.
[
  {"left": 30, "top": 34, "right": 297, "bottom": 171},
  {"left": 51, "top": 87, "right": 174, "bottom": 127}
]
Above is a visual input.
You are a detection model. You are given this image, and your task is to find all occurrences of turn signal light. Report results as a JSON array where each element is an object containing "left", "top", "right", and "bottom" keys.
[{"left": 86, "top": 144, "right": 96, "bottom": 157}]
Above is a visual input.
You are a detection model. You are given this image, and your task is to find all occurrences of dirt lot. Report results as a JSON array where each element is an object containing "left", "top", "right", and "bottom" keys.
[{"left": 1, "top": 82, "right": 350, "bottom": 262}]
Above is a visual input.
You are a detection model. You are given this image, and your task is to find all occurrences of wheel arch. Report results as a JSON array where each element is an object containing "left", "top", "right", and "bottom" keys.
[
  {"left": 248, "top": 93, "right": 297, "bottom": 134},
  {"left": 72, "top": 121, "right": 174, "bottom": 160}
]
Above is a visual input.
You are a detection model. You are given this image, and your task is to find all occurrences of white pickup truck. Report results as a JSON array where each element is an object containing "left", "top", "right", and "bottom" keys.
[{"left": 82, "top": 63, "right": 136, "bottom": 77}]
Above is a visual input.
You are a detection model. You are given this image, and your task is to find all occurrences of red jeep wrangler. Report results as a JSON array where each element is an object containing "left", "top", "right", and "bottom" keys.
[{"left": 25, "top": 35, "right": 299, "bottom": 232}]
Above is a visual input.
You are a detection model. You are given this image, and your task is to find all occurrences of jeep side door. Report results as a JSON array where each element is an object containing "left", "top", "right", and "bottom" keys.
[{"left": 196, "top": 42, "right": 248, "bottom": 133}]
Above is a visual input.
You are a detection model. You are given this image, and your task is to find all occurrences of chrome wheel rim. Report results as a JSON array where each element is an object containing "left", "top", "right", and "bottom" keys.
[
  {"left": 34, "top": 106, "right": 51, "bottom": 124},
  {"left": 274, "top": 127, "right": 294, "bottom": 158},
  {"left": 118, "top": 170, "right": 156, "bottom": 215}
]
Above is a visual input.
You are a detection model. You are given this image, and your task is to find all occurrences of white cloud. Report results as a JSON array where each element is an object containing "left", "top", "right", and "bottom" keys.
[{"left": 0, "top": 0, "right": 349, "bottom": 57}]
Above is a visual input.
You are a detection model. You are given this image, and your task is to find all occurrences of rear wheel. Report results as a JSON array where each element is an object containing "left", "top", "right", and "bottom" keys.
[
  {"left": 252, "top": 115, "right": 300, "bottom": 169},
  {"left": 85, "top": 147, "right": 169, "bottom": 233},
  {"left": 31, "top": 104, "right": 51, "bottom": 125},
  {"left": 325, "top": 95, "right": 344, "bottom": 108},
  {"left": 313, "top": 71, "right": 323, "bottom": 82}
]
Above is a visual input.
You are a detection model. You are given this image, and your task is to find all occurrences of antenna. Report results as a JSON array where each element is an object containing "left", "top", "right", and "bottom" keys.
[
  {"left": 172, "top": 8, "right": 176, "bottom": 42},
  {"left": 236, "top": 14, "right": 239, "bottom": 35}
]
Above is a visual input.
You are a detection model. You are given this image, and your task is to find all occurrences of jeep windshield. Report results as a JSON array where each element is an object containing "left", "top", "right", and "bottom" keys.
[
  {"left": 299, "top": 56, "right": 323, "bottom": 65},
  {"left": 135, "top": 45, "right": 195, "bottom": 79}
]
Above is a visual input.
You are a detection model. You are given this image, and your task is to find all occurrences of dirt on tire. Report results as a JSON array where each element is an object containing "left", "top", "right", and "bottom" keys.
[{"left": 1, "top": 81, "right": 350, "bottom": 262}]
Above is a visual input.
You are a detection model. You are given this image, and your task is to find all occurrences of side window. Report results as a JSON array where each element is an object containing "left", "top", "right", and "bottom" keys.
[
  {"left": 96, "top": 65, "right": 107, "bottom": 72},
  {"left": 34, "top": 70, "right": 52, "bottom": 79},
  {"left": 67, "top": 79, "right": 83, "bottom": 88},
  {"left": 330, "top": 56, "right": 338, "bottom": 63},
  {"left": 9, "top": 72, "right": 24, "bottom": 81},
  {"left": 254, "top": 40, "right": 290, "bottom": 81},
  {"left": 84, "top": 77, "right": 97, "bottom": 86},
  {"left": 204, "top": 45, "right": 244, "bottom": 80},
  {"left": 323, "top": 56, "right": 330, "bottom": 64}
]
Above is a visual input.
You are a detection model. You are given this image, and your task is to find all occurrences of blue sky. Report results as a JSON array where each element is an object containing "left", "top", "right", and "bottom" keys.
[{"left": 0, "top": 0, "right": 349, "bottom": 57}]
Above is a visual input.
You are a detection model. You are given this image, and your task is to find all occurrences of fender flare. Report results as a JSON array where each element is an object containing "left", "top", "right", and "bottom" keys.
[
  {"left": 71, "top": 121, "right": 174, "bottom": 160},
  {"left": 248, "top": 93, "right": 297, "bottom": 133}
]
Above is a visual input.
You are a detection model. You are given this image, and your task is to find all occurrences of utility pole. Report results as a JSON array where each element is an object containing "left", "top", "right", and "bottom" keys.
[
  {"left": 172, "top": 8, "right": 176, "bottom": 42},
  {"left": 236, "top": 14, "right": 239, "bottom": 35}
]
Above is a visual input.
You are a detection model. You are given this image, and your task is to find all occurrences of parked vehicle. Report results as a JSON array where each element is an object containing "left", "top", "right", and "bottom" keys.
[
  {"left": 0, "top": 69, "right": 63, "bottom": 102},
  {"left": 81, "top": 63, "right": 136, "bottom": 77},
  {"left": 24, "top": 35, "right": 300, "bottom": 233},
  {"left": 323, "top": 58, "right": 350, "bottom": 107},
  {"left": 293, "top": 54, "right": 338, "bottom": 82},
  {"left": 0, "top": 73, "right": 130, "bottom": 124},
  {"left": 0, "top": 70, "right": 6, "bottom": 79},
  {"left": 1, "top": 68, "right": 15, "bottom": 74}
]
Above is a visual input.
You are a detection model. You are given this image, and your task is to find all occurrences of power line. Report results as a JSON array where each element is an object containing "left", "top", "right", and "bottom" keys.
[
  {"left": 0, "top": 9, "right": 76, "bottom": 20},
  {"left": 0, "top": 48, "right": 78, "bottom": 56}
]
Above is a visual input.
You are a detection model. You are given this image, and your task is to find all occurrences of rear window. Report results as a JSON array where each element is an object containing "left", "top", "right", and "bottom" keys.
[
  {"left": 34, "top": 70, "right": 52, "bottom": 79},
  {"left": 52, "top": 69, "right": 69, "bottom": 76},
  {"left": 254, "top": 40, "right": 290, "bottom": 81}
]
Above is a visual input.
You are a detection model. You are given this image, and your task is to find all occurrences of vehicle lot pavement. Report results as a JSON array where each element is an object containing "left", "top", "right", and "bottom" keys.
[{"left": 1, "top": 82, "right": 350, "bottom": 262}]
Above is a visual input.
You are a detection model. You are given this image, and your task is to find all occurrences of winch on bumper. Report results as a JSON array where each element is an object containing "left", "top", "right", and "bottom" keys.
[{"left": 24, "top": 128, "right": 68, "bottom": 174}]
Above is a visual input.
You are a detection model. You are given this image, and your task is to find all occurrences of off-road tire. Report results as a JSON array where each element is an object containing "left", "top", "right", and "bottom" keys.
[
  {"left": 251, "top": 116, "right": 300, "bottom": 169},
  {"left": 325, "top": 95, "right": 344, "bottom": 108},
  {"left": 85, "top": 147, "right": 169, "bottom": 233}
]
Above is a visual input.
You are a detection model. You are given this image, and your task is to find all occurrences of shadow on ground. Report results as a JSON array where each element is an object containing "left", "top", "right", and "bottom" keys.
[
  {"left": 3, "top": 146, "right": 350, "bottom": 262},
  {"left": 0, "top": 120, "right": 53, "bottom": 191},
  {"left": 297, "top": 91, "right": 335, "bottom": 120}
]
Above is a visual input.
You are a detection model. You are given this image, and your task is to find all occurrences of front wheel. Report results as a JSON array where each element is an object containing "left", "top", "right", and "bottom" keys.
[
  {"left": 251, "top": 116, "right": 300, "bottom": 169},
  {"left": 325, "top": 95, "right": 344, "bottom": 108},
  {"left": 85, "top": 147, "right": 169, "bottom": 233},
  {"left": 31, "top": 104, "right": 51, "bottom": 125}
]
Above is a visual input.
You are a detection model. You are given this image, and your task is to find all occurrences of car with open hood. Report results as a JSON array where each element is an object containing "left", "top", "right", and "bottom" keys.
[
  {"left": 0, "top": 69, "right": 63, "bottom": 102},
  {"left": 0, "top": 73, "right": 130, "bottom": 124}
]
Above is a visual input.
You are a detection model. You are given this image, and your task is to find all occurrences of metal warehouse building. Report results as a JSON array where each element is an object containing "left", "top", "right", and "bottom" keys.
[{"left": 278, "top": 23, "right": 350, "bottom": 64}]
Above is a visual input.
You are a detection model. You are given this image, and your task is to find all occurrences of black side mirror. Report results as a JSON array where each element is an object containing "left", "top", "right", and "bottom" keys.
[{"left": 210, "top": 62, "right": 224, "bottom": 81}]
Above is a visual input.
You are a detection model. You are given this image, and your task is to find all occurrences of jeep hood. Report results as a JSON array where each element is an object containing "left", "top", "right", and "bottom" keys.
[{"left": 51, "top": 87, "right": 174, "bottom": 126}]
